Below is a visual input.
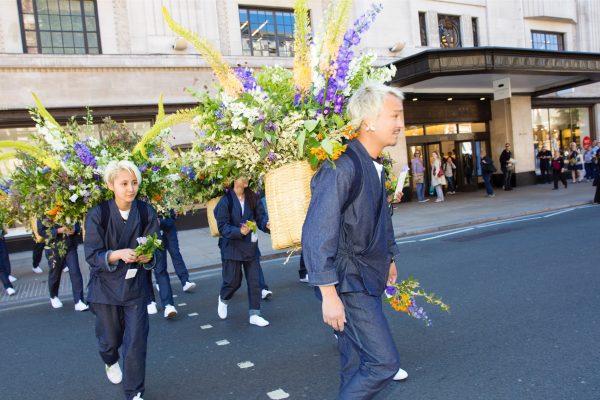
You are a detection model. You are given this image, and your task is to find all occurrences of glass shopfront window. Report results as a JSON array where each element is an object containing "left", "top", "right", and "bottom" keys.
[
  {"left": 425, "top": 123, "right": 458, "bottom": 135},
  {"left": 405, "top": 125, "right": 424, "bottom": 136},
  {"left": 531, "top": 107, "right": 590, "bottom": 173}
]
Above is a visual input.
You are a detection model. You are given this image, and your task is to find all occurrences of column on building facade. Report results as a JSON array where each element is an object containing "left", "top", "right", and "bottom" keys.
[
  {"left": 490, "top": 96, "right": 536, "bottom": 185},
  {"left": 425, "top": 11, "right": 440, "bottom": 48},
  {"left": 459, "top": 15, "right": 474, "bottom": 47}
]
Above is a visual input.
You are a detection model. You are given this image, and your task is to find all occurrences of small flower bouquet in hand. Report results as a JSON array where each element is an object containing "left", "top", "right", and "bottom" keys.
[
  {"left": 135, "top": 233, "right": 164, "bottom": 262},
  {"left": 385, "top": 277, "right": 449, "bottom": 326},
  {"left": 244, "top": 220, "right": 258, "bottom": 243}
]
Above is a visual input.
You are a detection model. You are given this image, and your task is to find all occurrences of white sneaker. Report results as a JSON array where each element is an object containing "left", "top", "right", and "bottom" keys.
[
  {"left": 8, "top": 275, "right": 17, "bottom": 283},
  {"left": 62, "top": 267, "right": 69, "bottom": 272},
  {"left": 32, "top": 267, "right": 43, "bottom": 274},
  {"left": 74, "top": 300, "right": 89, "bottom": 312},
  {"left": 50, "top": 297, "right": 63, "bottom": 308},
  {"left": 182, "top": 281, "right": 196, "bottom": 292},
  {"left": 155, "top": 283, "right": 159, "bottom": 292},
  {"left": 6, "top": 287, "right": 16, "bottom": 296},
  {"left": 435, "top": 198, "right": 444, "bottom": 203},
  {"left": 249, "top": 314, "right": 270, "bottom": 327},
  {"left": 299, "top": 276, "right": 309, "bottom": 283},
  {"left": 105, "top": 362, "right": 122, "bottom": 384},
  {"left": 147, "top": 301, "right": 158, "bottom": 315},
  {"left": 217, "top": 296, "right": 228, "bottom": 319},
  {"left": 261, "top": 289, "right": 273, "bottom": 300},
  {"left": 393, "top": 368, "right": 408, "bottom": 381},
  {"left": 132, "top": 393, "right": 143, "bottom": 400},
  {"left": 164, "top": 304, "right": 178, "bottom": 319}
]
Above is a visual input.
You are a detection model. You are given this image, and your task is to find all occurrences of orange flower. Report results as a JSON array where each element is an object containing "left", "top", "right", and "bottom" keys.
[
  {"left": 46, "top": 204, "right": 62, "bottom": 217},
  {"left": 317, "top": 133, "right": 324, "bottom": 140},
  {"left": 153, "top": 194, "right": 163, "bottom": 202},
  {"left": 310, "top": 147, "right": 328, "bottom": 161},
  {"left": 342, "top": 125, "right": 359, "bottom": 140},
  {"left": 332, "top": 144, "right": 347, "bottom": 161}
]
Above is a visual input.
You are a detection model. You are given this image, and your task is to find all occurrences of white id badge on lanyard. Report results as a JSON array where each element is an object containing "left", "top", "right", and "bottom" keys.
[{"left": 125, "top": 268, "right": 138, "bottom": 280}]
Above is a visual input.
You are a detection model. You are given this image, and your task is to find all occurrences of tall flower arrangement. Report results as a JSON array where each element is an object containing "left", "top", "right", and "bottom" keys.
[{"left": 162, "top": 0, "right": 396, "bottom": 182}]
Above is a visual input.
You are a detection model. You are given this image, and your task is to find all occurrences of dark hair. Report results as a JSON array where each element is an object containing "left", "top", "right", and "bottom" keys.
[{"left": 228, "top": 183, "right": 258, "bottom": 212}]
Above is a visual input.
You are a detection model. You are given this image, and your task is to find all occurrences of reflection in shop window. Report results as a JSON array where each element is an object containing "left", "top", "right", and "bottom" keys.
[
  {"left": 405, "top": 125, "right": 424, "bottom": 136},
  {"left": 458, "top": 122, "right": 486, "bottom": 133},
  {"left": 425, "top": 123, "right": 458, "bottom": 135},
  {"left": 531, "top": 107, "right": 590, "bottom": 173},
  {"left": 239, "top": 7, "right": 295, "bottom": 57}
]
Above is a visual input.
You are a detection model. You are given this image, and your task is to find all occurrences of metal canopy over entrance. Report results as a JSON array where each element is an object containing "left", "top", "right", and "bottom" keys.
[{"left": 389, "top": 47, "right": 600, "bottom": 97}]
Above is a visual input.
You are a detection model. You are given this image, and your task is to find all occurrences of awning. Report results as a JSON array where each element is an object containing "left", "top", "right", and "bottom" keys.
[{"left": 389, "top": 47, "right": 600, "bottom": 97}]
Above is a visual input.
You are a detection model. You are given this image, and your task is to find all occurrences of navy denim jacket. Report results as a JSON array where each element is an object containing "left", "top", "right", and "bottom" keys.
[
  {"left": 301, "top": 140, "right": 400, "bottom": 296},
  {"left": 214, "top": 191, "right": 269, "bottom": 261},
  {"left": 84, "top": 200, "right": 161, "bottom": 306},
  {"left": 37, "top": 220, "right": 80, "bottom": 252}
]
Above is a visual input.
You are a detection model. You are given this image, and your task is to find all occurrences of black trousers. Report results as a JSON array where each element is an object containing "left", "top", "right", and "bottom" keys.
[
  {"left": 540, "top": 167, "right": 551, "bottom": 183},
  {"left": 553, "top": 171, "right": 567, "bottom": 189},
  {"left": 503, "top": 169, "right": 512, "bottom": 189},
  {"left": 299, "top": 253, "right": 308, "bottom": 279},
  {"left": 91, "top": 301, "right": 149, "bottom": 400},
  {"left": 32, "top": 241, "right": 45, "bottom": 268},
  {"left": 594, "top": 184, "right": 600, "bottom": 203},
  {"left": 220, "top": 258, "right": 261, "bottom": 312},
  {"left": 47, "top": 247, "right": 84, "bottom": 302}
]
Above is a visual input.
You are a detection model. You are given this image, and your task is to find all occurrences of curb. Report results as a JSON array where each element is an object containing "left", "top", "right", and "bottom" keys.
[{"left": 1, "top": 200, "right": 594, "bottom": 311}]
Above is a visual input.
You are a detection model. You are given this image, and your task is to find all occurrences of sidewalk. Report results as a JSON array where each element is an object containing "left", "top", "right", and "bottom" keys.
[{"left": 1, "top": 181, "right": 595, "bottom": 308}]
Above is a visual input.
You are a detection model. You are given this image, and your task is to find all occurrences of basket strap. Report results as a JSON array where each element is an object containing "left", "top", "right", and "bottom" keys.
[{"left": 342, "top": 147, "right": 363, "bottom": 215}]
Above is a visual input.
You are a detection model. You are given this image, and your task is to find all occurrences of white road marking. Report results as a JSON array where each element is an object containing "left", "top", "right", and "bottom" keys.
[
  {"left": 396, "top": 240, "right": 416, "bottom": 245},
  {"left": 216, "top": 339, "right": 230, "bottom": 346},
  {"left": 419, "top": 228, "right": 474, "bottom": 241},
  {"left": 200, "top": 324, "right": 213, "bottom": 330},
  {"left": 178, "top": 303, "right": 187, "bottom": 306},
  {"left": 267, "top": 389, "right": 290, "bottom": 399},
  {"left": 188, "top": 312, "right": 198, "bottom": 317},
  {"left": 543, "top": 208, "right": 574, "bottom": 218},
  {"left": 237, "top": 361, "right": 254, "bottom": 369},
  {"left": 173, "top": 295, "right": 178, "bottom": 298}
]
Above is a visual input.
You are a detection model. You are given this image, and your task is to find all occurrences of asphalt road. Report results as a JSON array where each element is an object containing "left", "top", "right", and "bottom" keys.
[{"left": 1, "top": 205, "right": 599, "bottom": 400}]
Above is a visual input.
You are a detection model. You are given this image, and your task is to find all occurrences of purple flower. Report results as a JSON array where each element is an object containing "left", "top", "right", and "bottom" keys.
[
  {"left": 385, "top": 286, "right": 397, "bottom": 296},
  {"left": 151, "top": 166, "right": 160, "bottom": 172},
  {"left": 41, "top": 166, "right": 51, "bottom": 175},
  {"left": 180, "top": 166, "right": 196, "bottom": 180},
  {"left": 139, "top": 164, "right": 148, "bottom": 173},
  {"left": 204, "top": 145, "right": 221, "bottom": 152},
  {"left": 265, "top": 121, "right": 277, "bottom": 132},
  {"left": 267, "top": 152, "right": 277, "bottom": 162},
  {"left": 215, "top": 108, "right": 224, "bottom": 119},
  {"left": 0, "top": 183, "right": 11, "bottom": 195},
  {"left": 73, "top": 142, "right": 97, "bottom": 168},
  {"left": 234, "top": 67, "right": 259, "bottom": 92},
  {"left": 62, "top": 154, "right": 71, "bottom": 162}
]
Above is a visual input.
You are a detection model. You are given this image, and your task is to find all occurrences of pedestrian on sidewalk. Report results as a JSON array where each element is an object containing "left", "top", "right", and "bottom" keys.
[
  {"left": 481, "top": 153, "right": 496, "bottom": 197},
  {"left": 443, "top": 151, "right": 457, "bottom": 194},
  {"left": 551, "top": 151, "right": 568, "bottom": 190},
  {"left": 37, "top": 220, "right": 88, "bottom": 311},
  {"left": 594, "top": 169, "right": 600, "bottom": 204},
  {"left": 0, "top": 229, "right": 16, "bottom": 296},
  {"left": 431, "top": 151, "right": 446, "bottom": 202},
  {"left": 215, "top": 177, "right": 271, "bottom": 327},
  {"left": 500, "top": 143, "right": 514, "bottom": 190},
  {"left": 84, "top": 160, "right": 161, "bottom": 400},
  {"left": 159, "top": 210, "right": 196, "bottom": 293},
  {"left": 537, "top": 145, "right": 552, "bottom": 184},
  {"left": 568, "top": 142, "right": 584, "bottom": 183},
  {"left": 302, "top": 83, "right": 407, "bottom": 399},
  {"left": 31, "top": 218, "right": 46, "bottom": 274},
  {"left": 584, "top": 146, "right": 595, "bottom": 181},
  {"left": 592, "top": 140, "right": 600, "bottom": 180},
  {"left": 411, "top": 150, "right": 428, "bottom": 202}
]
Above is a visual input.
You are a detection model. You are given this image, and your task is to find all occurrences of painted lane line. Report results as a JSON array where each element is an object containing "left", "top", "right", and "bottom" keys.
[
  {"left": 200, "top": 324, "right": 213, "bottom": 330},
  {"left": 397, "top": 240, "right": 416, "bottom": 245},
  {"left": 173, "top": 295, "right": 178, "bottom": 298},
  {"left": 267, "top": 389, "right": 290, "bottom": 399},
  {"left": 187, "top": 312, "right": 199, "bottom": 317},
  {"left": 178, "top": 303, "right": 187, "bottom": 306},
  {"left": 237, "top": 361, "right": 254, "bottom": 369},
  {"left": 419, "top": 228, "right": 474, "bottom": 241},
  {"left": 216, "top": 339, "right": 230, "bottom": 346},
  {"left": 476, "top": 216, "right": 542, "bottom": 228},
  {"left": 543, "top": 208, "right": 574, "bottom": 218}
]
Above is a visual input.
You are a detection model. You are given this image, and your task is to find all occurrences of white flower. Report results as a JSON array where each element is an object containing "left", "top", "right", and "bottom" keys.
[
  {"left": 69, "top": 194, "right": 79, "bottom": 203},
  {"left": 136, "top": 236, "right": 147, "bottom": 245},
  {"left": 87, "top": 137, "right": 100, "bottom": 148},
  {"left": 167, "top": 173, "right": 181, "bottom": 182}
]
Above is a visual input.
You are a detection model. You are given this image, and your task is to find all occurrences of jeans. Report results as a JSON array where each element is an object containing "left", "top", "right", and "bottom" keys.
[
  {"left": 415, "top": 183, "right": 425, "bottom": 201},
  {"left": 540, "top": 167, "right": 551, "bottom": 184},
  {"left": 149, "top": 249, "right": 175, "bottom": 307},
  {"left": 162, "top": 227, "right": 189, "bottom": 286},
  {"left": 503, "top": 169, "right": 512, "bottom": 189},
  {"left": 434, "top": 185, "right": 444, "bottom": 201},
  {"left": 483, "top": 173, "right": 494, "bottom": 195},
  {"left": 337, "top": 292, "right": 400, "bottom": 399},
  {"left": 446, "top": 176, "right": 456, "bottom": 192},
  {"left": 584, "top": 163, "right": 593, "bottom": 180}
]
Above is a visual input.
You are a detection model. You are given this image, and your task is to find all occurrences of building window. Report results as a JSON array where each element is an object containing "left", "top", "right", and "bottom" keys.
[
  {"left": 438, "top": 14, "right": 461, "bottom": 48},
  {"left": 531, "top": 107, "right": 590, "bottom": 173},
  {"left": 18, "top": 0, "right": 101, "bottom": 54},
  {"left": 239, "top": 7, "right": 295, "bottom": 57},
  {"left": 531, "top": 30, "right": 564, "bottom": 51},
  {"left": 471, "top": 17, "right": 479, "bottom": 47},
  {"left": 418, "top": 12, "right": 427, "bottom": 46}
]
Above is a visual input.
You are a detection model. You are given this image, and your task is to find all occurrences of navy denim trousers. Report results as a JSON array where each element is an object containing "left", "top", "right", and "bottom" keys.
[
  {"left": 162, "top": 227, "right": 190, "bottom": 286},
  {"left": 336, "top": 291, "right": 400, "bottom": 400}
]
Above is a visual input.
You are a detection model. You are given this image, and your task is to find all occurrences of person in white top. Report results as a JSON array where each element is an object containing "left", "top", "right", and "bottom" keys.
[{"left": 430, "top": 151, "right": 447, "bottom": 202}]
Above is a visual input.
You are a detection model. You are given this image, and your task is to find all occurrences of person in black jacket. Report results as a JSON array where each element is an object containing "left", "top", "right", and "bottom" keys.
[
  {"left": 593, "top": 167, "right": 600, "bottom": 203},
  {"left": 214, "top": 177, "right": 271, "bottom": 327},
  {"left": 499, "top": 143, "right": 513, "bottom": 190},
  {"left": 537, "top": 145, "right": 552, "bottom": 184},
  {"left": 481, "top": 154, "right": 496, "bottom": 197},
  {"left": 551, "top": 151, "right": 568, "bottom": 190}
]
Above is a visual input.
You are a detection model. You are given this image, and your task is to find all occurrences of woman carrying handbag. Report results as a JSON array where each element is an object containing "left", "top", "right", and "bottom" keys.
[{"left": 431, "top": 151, "right": 447, "bottom": 202}]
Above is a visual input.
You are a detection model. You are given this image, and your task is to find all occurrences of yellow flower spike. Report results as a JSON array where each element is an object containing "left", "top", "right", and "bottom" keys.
[
  {"left": 156, "top": 94, "right": 166, "bottom": 123},
  {"left": 31, "top": 93, "right": 62, "bottom": 131},
  {"left": 0, "top": 152, "right": 17, "bottom": 162},
  {"left": 293, "top": 0, "right": 312, "bottom": 95},
  {"left": 318, "top": 0, "right": 353, "bottom": 78},
  {"left": 133, "top": 108, "right": 199, "bottom": 159},
  {"left": 162, "top": 7, "right": 243, "bottom": 97}
]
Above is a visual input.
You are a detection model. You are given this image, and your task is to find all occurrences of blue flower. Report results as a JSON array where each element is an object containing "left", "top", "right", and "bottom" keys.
[
  {"left": 385, "top": 286, "right": 397, "bottom": 296},
  {"left": 234, "top": 67, "right": 259, "bottom": 92},
  {"left": 41, "top": 166, "right": 51, "bottom": 175},
  {"left": 73, "top": 142, "right": 97, "bottom": 168},
  {"left": 180, "top": 166, "right": 196, "bottom": 180}
]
